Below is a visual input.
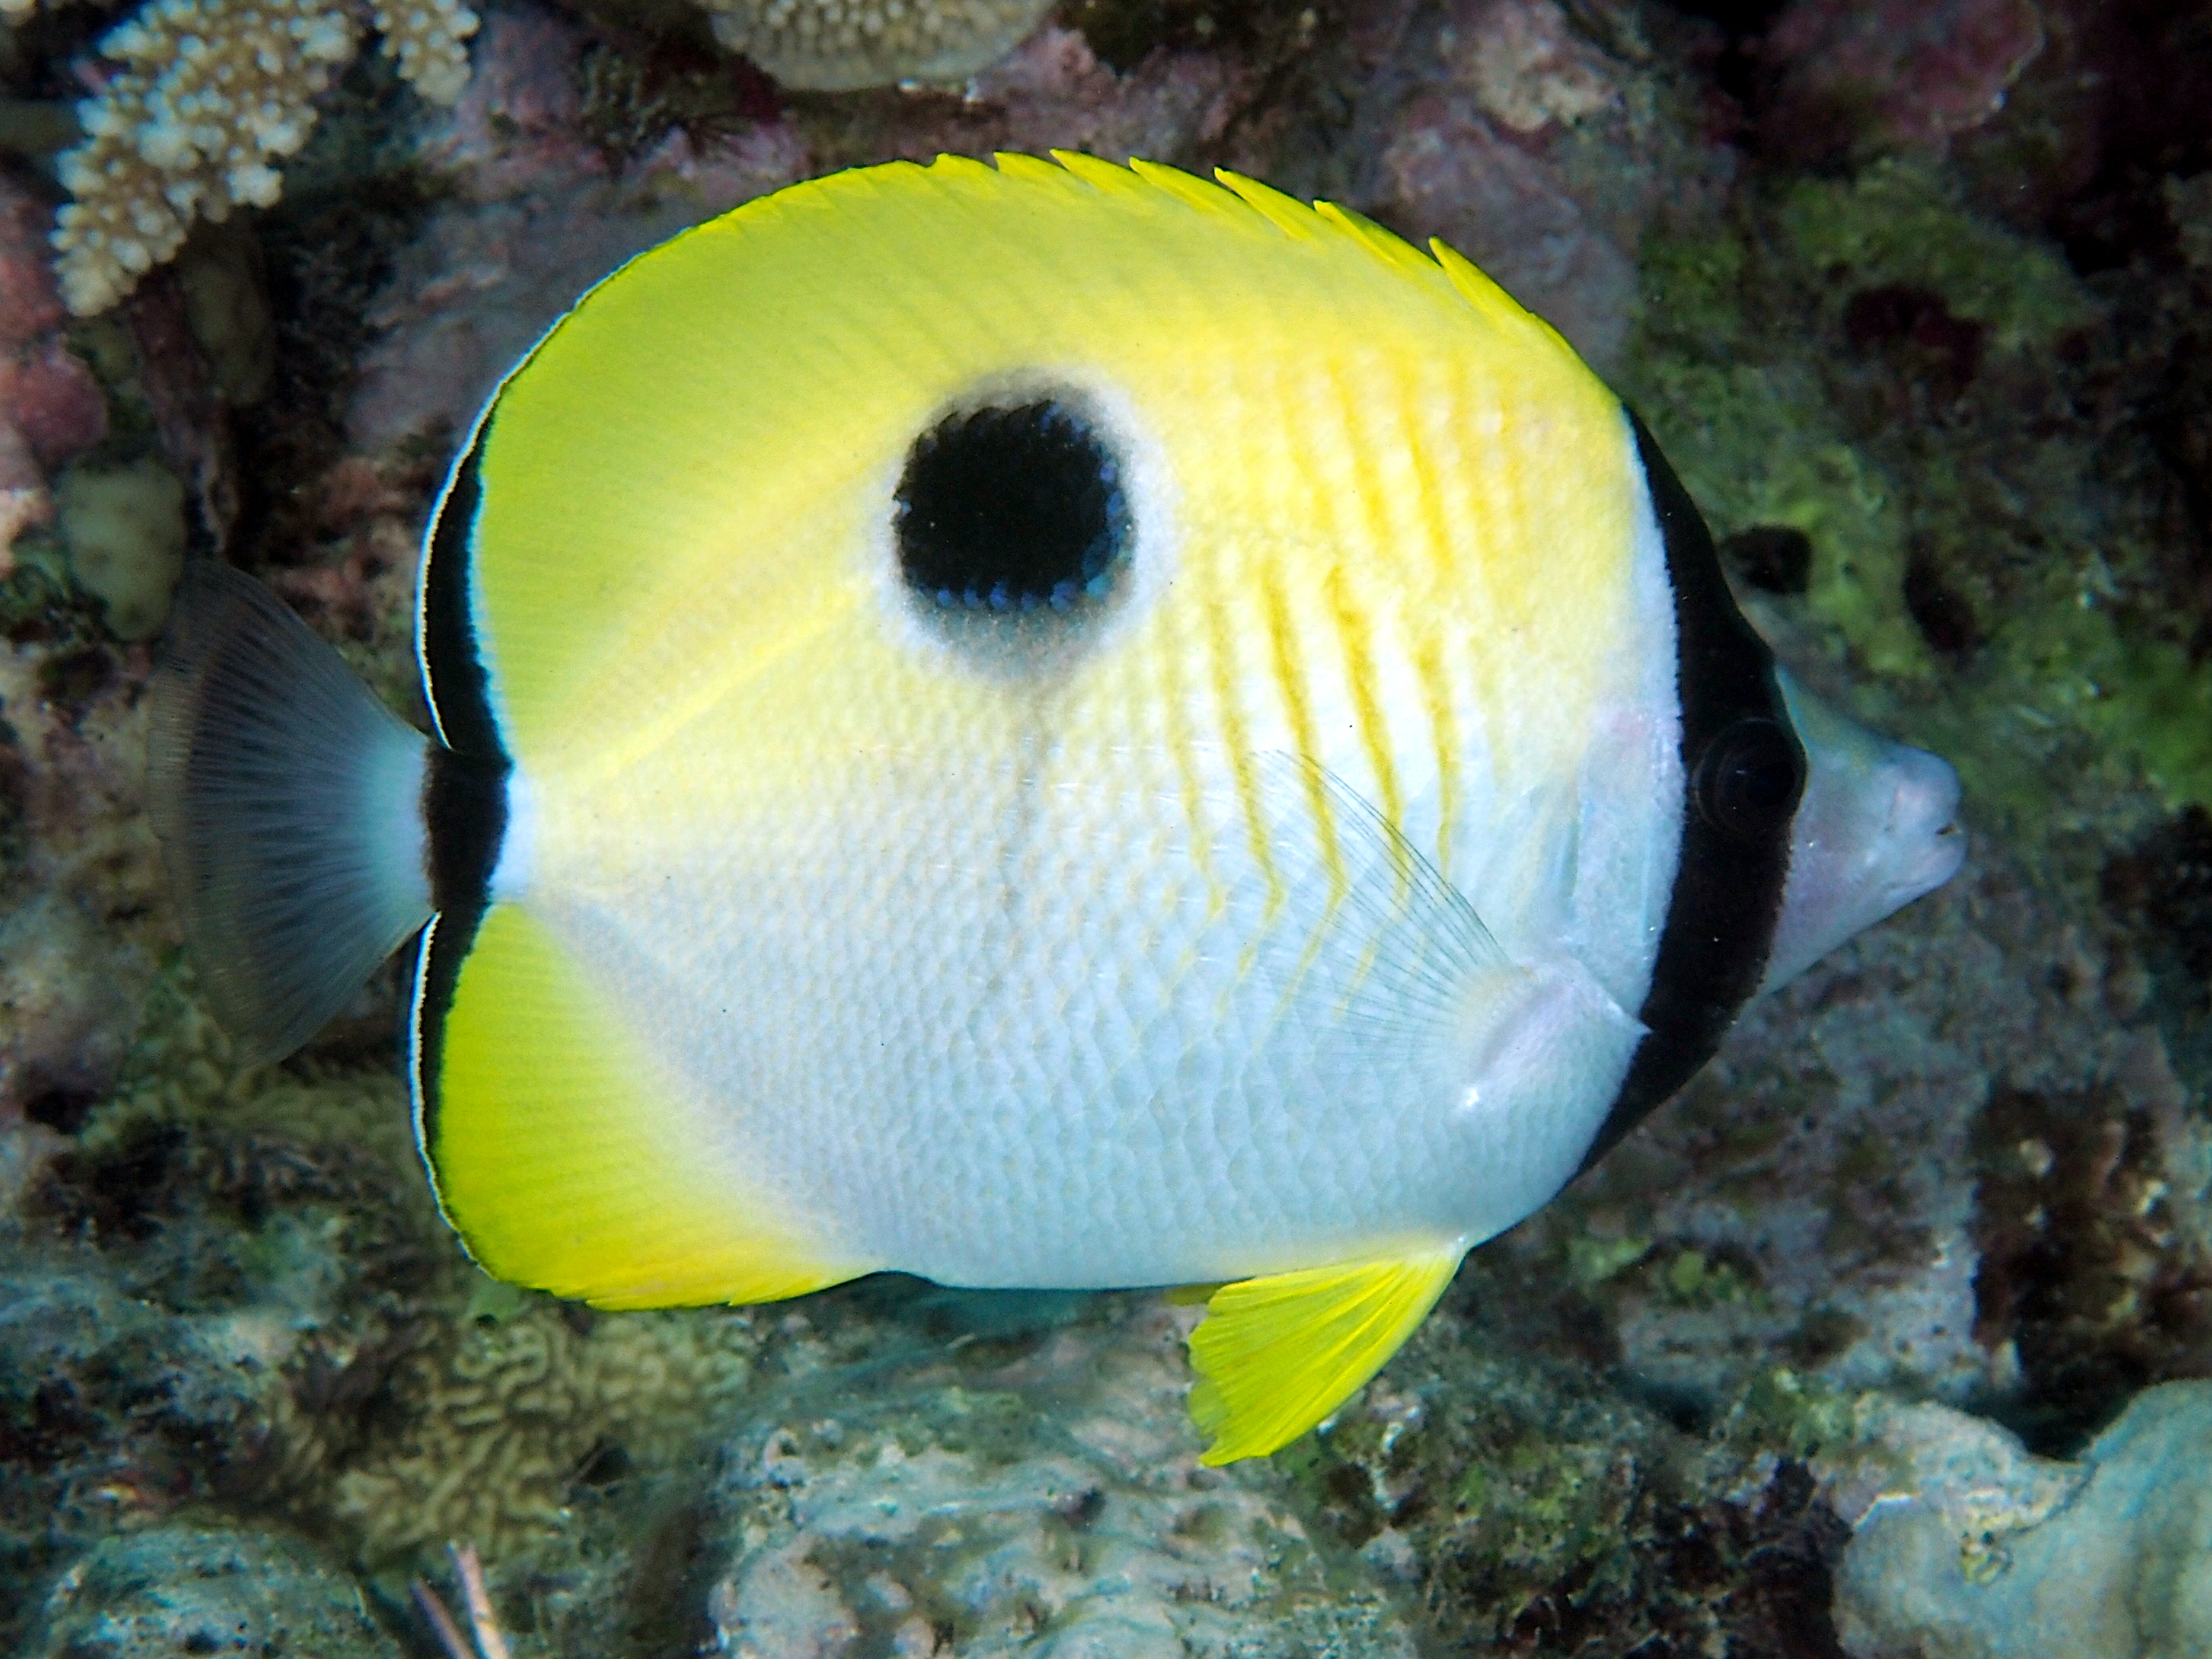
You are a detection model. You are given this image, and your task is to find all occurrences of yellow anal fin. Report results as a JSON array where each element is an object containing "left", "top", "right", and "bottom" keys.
[
  {"left": 423, "top": 904, "right": 869, "bottom": 1310},
  {"left": 1187, "top": 1242, "right": 1465, "bottom": 1465}
]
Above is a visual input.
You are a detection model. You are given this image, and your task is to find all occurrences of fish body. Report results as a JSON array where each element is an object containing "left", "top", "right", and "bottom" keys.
[{"left": 149, "top": 154, "right": 1965, "bottom": 1462}]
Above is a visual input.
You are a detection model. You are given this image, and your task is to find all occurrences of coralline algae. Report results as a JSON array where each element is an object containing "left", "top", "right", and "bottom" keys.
[
  {"left": 1830, "top": 1382, "right": 2212, "bottom": 1658},
  {"left": 29, "top": 1524, "right": 402, "bottom": 1659}
]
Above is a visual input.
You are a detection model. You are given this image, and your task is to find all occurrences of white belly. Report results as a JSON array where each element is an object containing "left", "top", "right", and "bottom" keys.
[{"left": 524, "top": 718, "right": 1660, "bottom": 1288}]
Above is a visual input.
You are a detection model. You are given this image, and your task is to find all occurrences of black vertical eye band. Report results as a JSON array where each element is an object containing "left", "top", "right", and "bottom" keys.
[
  {"left": 1578, "top": 410, "right": 1803, "bottom": 1176},
  {"left": 1695, "top": 716, "right": 1802, "bottom": 845}
]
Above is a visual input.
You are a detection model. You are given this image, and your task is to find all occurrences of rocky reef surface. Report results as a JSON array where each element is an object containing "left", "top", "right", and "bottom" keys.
[{"left": 2, "top": 0, "right": 2210, "bottom": 1653}]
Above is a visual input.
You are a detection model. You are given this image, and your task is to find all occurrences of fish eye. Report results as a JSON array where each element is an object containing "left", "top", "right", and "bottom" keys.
[
  {"left": 893, "top": 398, "right": 1132, "bottom": 615},
  {"left": 1693, "top": 715, "right": 1804, "bottom": 844}
]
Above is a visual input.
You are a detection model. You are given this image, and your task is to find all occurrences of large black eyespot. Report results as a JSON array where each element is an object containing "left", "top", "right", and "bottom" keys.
[
  {"left": 1693, "top": 715, "right": 1804, "bottom": 844},
  {"left": 894, "top": 399, "right": 1130, "bottom": 613}
]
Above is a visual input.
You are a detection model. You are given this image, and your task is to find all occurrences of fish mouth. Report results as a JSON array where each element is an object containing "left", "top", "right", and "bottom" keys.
[
  {"left": 1879, "top": 748, "right": 1967, "bottom": 906},
  {"left": 1883, "top": 818, "right": 1966, "bottom": 912}
]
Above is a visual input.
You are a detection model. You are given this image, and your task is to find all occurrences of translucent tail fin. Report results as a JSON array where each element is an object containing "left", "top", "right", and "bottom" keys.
[{"left": 148, "top": 562, "right": 434, "bottom": 1064}]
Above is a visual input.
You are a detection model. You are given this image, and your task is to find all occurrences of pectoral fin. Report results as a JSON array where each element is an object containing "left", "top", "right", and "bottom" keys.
[{"left": 1186, "top": 1242, "right": 1466, "bottom": 1465}]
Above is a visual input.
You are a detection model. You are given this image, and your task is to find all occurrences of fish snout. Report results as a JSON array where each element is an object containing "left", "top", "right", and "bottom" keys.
[
  {"left": 1761, "top": 669, "right": 1969, "bottom": 993},
  {"left": 1879, "top": 742, "right": 1967, "bottom": 904}
]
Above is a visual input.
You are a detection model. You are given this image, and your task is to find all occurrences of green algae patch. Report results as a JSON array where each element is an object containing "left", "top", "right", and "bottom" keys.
[
  {"left": 1632, "top": 213, "right": 1945, "bottom": 687},
  {"left": 1661, "top": 1247, "right": 1755, "bottom": 1308},
  {"left": 1636, "top": 356, "right": 1932, "bottom": 685},
  {"left": 2053, "top": 619, "right": 2212, "bottom": 813},
  {"left": 1936, "top": 568, "right": 2212, "bottom": 817},
  {"left": 1733, "top": 1367, "right": 1866, "bottom": 1462},
  {"left": 1566, "top": 1232, "right": 1653, "bottom": 1290},
  {"left": 1629, "top": 160, "right": 2212, "bottom": 841},
  {"left": 1774, "top": 157, "right": 2093, "bottom": 353}
]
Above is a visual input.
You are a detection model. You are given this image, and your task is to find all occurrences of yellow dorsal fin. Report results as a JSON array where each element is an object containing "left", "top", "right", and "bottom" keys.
[
  {"left": 1126, "top": 156, "right": 1236, "bottom": 219},
  {"left": 1211, "top": 167, "right": 1322, "bottom": 239},
  {"left": 1429, "top": 235, "right": 1542, "bottom": 331},
  {"left": 419, "top": 904, "right": 872, "bottom": 1310},
  {"left": 1050, "top": 148, "right": 1146, "bottom": 194},
  {"left": 1313, "top": 199, "right": 1435, "bottom": 279},
  {"left": 1187, "top": 1242, "right": 1466, "bottom": 1464},
  {"left": 989, "top": 150, "right": 1068, "bottom": 186}
]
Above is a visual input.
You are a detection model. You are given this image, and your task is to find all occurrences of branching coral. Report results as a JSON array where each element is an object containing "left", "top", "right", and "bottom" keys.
[{"left": 51, "top": 0, "right": 480, "bottom": 318}]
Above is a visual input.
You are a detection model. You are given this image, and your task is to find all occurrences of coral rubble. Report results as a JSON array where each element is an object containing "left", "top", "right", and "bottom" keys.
[
  {"left": 28, "top": 1524, "right": 402, "bottom": 1658},
  {"left": 702, "top": 1288, "right": 1422, "bottom": 1657}
]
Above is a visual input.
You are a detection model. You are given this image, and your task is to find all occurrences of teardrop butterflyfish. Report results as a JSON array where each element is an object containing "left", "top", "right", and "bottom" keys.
[{"left": 147, "top": 152, "right": 1966, "bottom": 1465}]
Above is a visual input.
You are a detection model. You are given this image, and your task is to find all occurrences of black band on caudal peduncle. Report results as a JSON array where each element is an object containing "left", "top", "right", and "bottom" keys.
[
  {"left": 412, "top": 421, "right": 511, "bottom": 1149},
  {"left": 422, "top": 427, "right": 505, "bottom": 766}
]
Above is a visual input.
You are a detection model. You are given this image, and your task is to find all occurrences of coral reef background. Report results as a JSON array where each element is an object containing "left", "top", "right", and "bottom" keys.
[{"left": 1, "top": 0, "right": 2209, "bottom": 1653}]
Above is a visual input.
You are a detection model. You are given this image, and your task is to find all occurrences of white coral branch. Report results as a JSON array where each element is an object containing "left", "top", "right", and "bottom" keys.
[
  {"left": 51, "top": 0, "right": 480, "bottom": 316},
  {"left": 412, "top": 1542, "right": 514, "bottom": 1659}
]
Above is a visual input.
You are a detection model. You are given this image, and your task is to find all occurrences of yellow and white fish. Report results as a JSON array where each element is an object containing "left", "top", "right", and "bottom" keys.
[{"left": 148, "top": 152, "right": 1964, "bottom": 1464}]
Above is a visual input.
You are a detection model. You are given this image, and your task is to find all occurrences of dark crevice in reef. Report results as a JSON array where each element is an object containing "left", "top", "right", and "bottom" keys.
[
  {"left": 2105, "top": 806, "right": 2212, "bottom": 989},
  {"left": 2039, "top": 1, "right": 2212, "bottom": 275},
  {"left": 1656, "top": 0, "right": 1789, "bottom": 109},
  {"left": 228, "top": 57, "right": 449, "bottom": 581},
  {"left": 2104, "top": 806, "right": 2212, "bottom": 1085},
  {"left": 1971, "top": 1082, "right": 2212, "bottom": 1456}
]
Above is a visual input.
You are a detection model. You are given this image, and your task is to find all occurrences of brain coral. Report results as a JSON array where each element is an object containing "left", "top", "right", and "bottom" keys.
[{"left": 321, "top": 1300, "right": 765, "bottom": 1563}]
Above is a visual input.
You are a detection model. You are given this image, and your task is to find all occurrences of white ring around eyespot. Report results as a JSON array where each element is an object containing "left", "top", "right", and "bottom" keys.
[{"left": 863, "top": 367, "right": 1179, "bottom": 680}]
